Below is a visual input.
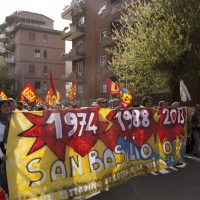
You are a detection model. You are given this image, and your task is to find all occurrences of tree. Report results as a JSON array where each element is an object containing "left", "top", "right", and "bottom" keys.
[
  {"left": 0, "top": 61, "right": 17, "bottom": 98},
  {"left": 106, "top": 0, "right": 200, "bottom": 97},
  {"left": 0, "top": 62, "right": 9, "bottom": 91}
]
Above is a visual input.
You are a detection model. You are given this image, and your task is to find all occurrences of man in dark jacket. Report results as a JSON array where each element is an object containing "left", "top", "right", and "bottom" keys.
[{"left": 190, "top": 104, "right": 200, "bottom": 158}]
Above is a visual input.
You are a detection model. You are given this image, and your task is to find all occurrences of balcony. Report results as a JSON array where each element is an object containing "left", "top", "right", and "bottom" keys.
[
  {"left": 61, "top": 0, "right": 86, "bottom": 20},
  {"left": 61, "top": 47, "right": 85, "bottom": 61},
  {"left": 102, "top": 0, "right": 130, "bottom": 22},
  {"left": 102, "top": 34, "right": 116, "bottom": 48},
  {"left": 61, "top": 71, "right": 86, "bottom": 82},
  {"left": 61, "top": 23, "right": 85, "bottom": 41},
  {"left": 5, "top": 57, "right": 15, "bottom": 64},
  {"left": 5, "top": 27, "right": 14, "bottom": 37},
  {"left": 0, "top": 23, "right": 7, "bottom": 33},
  {"left": 0, "top": 49, "right": 7, "bottom": 56},
  {"left": 0, "top": 34, "right": 8, "bottom": 43},
  {"left": 5, "top": 42, "right": 15, "bottom": 51}
]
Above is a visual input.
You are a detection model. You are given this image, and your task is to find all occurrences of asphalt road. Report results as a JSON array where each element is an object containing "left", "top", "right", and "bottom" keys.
[{"left": 88, "top": 152, "right": 200, "bottom": 200}]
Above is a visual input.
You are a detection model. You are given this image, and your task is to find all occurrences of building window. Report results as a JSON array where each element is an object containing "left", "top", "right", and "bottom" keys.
[
  {"left": 44, "top": 66, "right": 47, "bottom": 75},
  {"left": 100, "top": 29, "right": 107, "bottom": 43},
  {"left": 29, "top": 33, "right": 35, "bottom": 40},
  {"left": 100, "top": 55, "right": 107, "bottom": 67},
  {"left": 44, "top": 50, "right": 47, "bottom": 58},
  {"left": 76, "top": 62, "right": 83, "bottom": 76},
  {"left": 101, "top": 83, "right": 107, "bottom": 94},
  {"left": 35, "top": 50, "right": 40, "bottom": 57},
  {"left": 77, "top": 85, "right": 83, "bottom": 95},
  {"left": 98, "top": 2, "right": 106, "bottom": 15},
  {"left": 29, "top": 65, "right": 35, "bottom": 73},
  {"left": 43, "top": 35, "right": 47, "bottom": 42},
  {"left": 44, "top": 82, "right": 47, "bottom": 90},
  {"left": 35, "top": 82, "right": 41, "bottom": 90}
]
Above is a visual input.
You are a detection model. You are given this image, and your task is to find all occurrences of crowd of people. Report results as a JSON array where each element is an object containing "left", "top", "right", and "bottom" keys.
[
  {"left": 0, "top": 95, "right": 198, "bottom": 198},
  {"left": 188, "top": 104, "right": 200, "bottom": 159}
]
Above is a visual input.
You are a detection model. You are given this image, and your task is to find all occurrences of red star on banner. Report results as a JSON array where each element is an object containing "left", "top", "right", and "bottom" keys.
[{"left": 20, "top": 109, "right": 101, "bottom": 160}]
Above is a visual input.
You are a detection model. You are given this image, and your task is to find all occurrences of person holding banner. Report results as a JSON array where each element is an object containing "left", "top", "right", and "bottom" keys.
[
  {"left": 72, "top": 101, "right": 80, "bottom": 108},
  {"left": 7, "top": 98, "right": 16, "bottom": 112},
  {"left": 53, "top": 102, "right": 63, "bottom": 110},
  {"left": 91, "top": 102, "right": 99, "bottom": 107},
  {"left": 109, "top": 98, "right": 123, "bottom": 110},
  {"left": 171, "top": 101, "right": 180, "bottom": 108},
  {"left": 190, "top": 104, "right": 200, "bottom": 158},
  {"left": 0, "top": 100, "right": 11, "bottom": 196},
  {"left": 96, "top": 98, "right": 107, "bottom": 108},
  {"left": 141, "top": 96, "right": 153, "bottom": 108},
  {"left": 158, "top": 100, "right": 168, "bottom": 108}
]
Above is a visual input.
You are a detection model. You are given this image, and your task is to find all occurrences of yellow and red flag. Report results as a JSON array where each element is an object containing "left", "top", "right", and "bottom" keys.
[
  {"left": 0, "top": 90, "right": 8, "bottom": 100},
  {"left": 119, "top": 85, "right": 133, "bottom": 108},
  {"left": 18, "top": 93, "right": 26, "bottom": 104},
  {"left": 45, "top": 71, "right": 62, "bottom": 106},
  {"left": 45, "top": 87, "right": 53, "bottom": 106},
  {"left": 20, "top": 83, "right": 36, "bottom": 103},
  {"left": 105, "top": 78, "right": 120, "bottom": 95},
  {"left": 68, "top": 81, "right": 77, "bottom": 102},
  {"left": 35, "top": 94, "right": 44, "bottom": 106}
]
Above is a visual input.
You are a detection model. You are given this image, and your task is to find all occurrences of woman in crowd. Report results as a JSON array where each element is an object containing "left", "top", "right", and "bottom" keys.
[
  {"left": 140, "top": 96, "right": 153, "bottom": 108},
  {"left": 158, "top": 100, "right": 168, "bottom": 108},
  {"left": 96, "top": 98, "right": 107, "bottom": 108},
  {"left": 0, "top": 100, "right": 11, "bottom": 196}
]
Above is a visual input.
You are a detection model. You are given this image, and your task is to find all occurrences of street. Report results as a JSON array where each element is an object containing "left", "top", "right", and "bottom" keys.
[{"left": 88, "top": 152, "right": 200, "bottom": 200}]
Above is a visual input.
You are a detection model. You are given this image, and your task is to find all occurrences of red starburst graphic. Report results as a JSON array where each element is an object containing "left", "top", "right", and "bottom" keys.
[{"left": 19, "top": 109, "right": 100, "bottom": 160}]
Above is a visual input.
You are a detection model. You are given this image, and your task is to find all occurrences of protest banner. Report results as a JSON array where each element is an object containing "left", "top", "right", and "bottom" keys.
[{"left": 7, "top": 107, "right": 187, "bottom": 200}]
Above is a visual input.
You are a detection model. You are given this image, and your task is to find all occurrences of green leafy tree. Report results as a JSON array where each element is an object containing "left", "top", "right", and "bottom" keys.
[
  {"left": 0, "top": 62, "right": 17, "bottom": 98},
  {"left": 106, "top": 0, "right": 200, "bottom": 97},
  {"left": 0, "top": 62, "right": 9, "bottom": 92}
]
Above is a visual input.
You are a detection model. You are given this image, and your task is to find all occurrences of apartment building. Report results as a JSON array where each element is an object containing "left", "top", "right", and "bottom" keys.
[
  {"left": 60, "top": 0, "right": 198, "bottom": 107},
  {"left": 60, "top": 0, "right": 129, "bottom": 106},
  {"left": 0, "top": 11, "right": 66, "bottom": 100}
]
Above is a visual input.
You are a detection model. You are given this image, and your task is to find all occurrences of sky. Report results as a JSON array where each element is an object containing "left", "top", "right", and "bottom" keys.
[{"left": 0, "top": 0, "right": 72, "bottom": 31}]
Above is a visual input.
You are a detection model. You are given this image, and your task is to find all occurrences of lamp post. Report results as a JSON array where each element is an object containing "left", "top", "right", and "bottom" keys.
[{"left": 0, "top": 47, "right": 24, "bottom": 88}]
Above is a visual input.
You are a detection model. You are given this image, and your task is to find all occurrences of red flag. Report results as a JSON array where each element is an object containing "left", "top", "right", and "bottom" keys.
[
  {"left": 20, "top": 83, "right": 36, "bottom": 103},
  {"left": 105, "top": 78, "right": 120, "bottom": 95},
  {"left": 18, "top": 93, "right": 25, "bottom": 104},
  {"left": 45, "top": 87, "right": 54, "bottom": 107},
  {"left": 119, "top": 85, "right": 133, "bottom": 108},
  {"left": 49, "top": 71, "right": 62, "bottom": 105},
  {"left": 0, "top": 90, "right": 8, "bottom": 100},
  {"left": 68, "top": 82, "right": 77, "bottom": 102},
  {"left": 35, "top": 94, "right": 44, "bottom": 106}
]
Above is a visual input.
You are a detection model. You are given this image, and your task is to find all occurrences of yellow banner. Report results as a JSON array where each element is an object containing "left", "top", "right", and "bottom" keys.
[{"left": 7, "top": 107, "right": 187, "bottom": 200}]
